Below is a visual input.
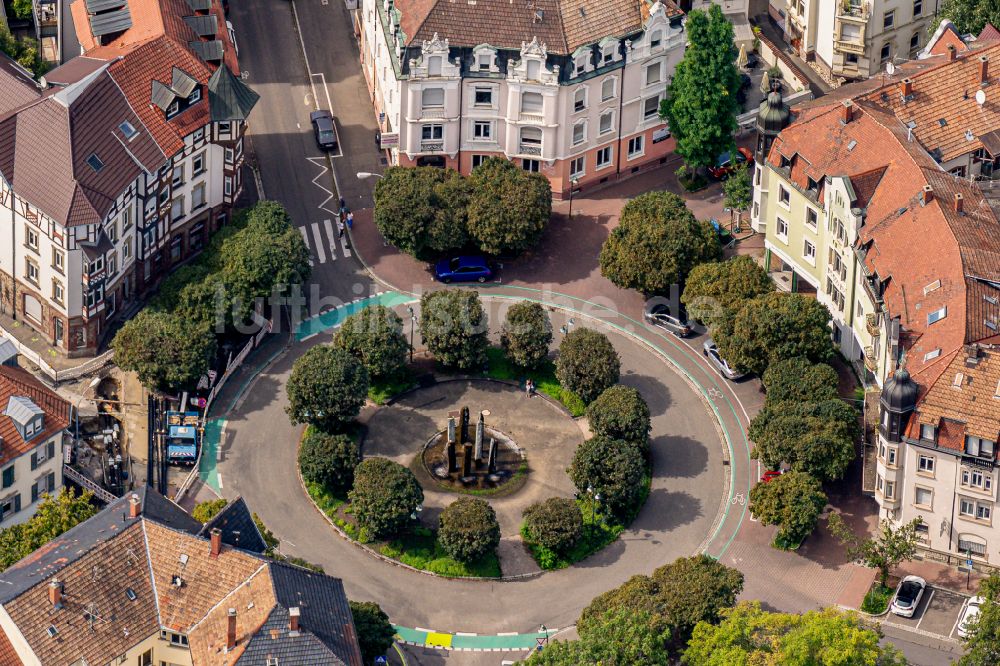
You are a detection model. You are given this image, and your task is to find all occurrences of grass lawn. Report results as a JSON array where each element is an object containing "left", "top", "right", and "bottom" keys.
[
  {"left": 481, "top": 347, "right": 585, "bottom": 417},
  {"left": 861, "top": 584, "right": 893, "bottom": 615},
  {"left": 304, "top": 481, "right": 501, "bottom": 578},
  {"left": 522, "top": 470, "right": 652, "bottom": 570},
  {"left": 368, "top": 369, "right": 418, "bottom": 405}
]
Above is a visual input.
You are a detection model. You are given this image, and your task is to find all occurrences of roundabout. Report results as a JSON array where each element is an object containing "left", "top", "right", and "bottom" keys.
[{"left": 217, "top": 295, "right": 739, "bottom": 634}]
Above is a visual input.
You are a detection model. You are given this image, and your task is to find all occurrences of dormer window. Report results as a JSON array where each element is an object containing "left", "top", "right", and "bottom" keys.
[
  {"left": 573, "top": 54, "right": 589, "bottom": 77},
  {"left": 601, "top": 44, "right": 615, "bottom": 66},
  {"left": 920, "top": 424, "right": 937, "bottom": 441},
  {"left": 966, "top": 436, "right": 996, "bottom": 459},
  {"left": 650, "top": 30, "right": 662, "bottom": 48},
  {"left": 477, "top": 54, "right": 491, "bottom": 71},
  {"left": 166, "top": 99, "right": 180, "bottom": 118},
  {"left": 428, "top": 56, "right": 442, "bottom": 77},
  {"left": 526, "top": 60, "right": 541, "bottom": 80},
  {"left": 119, "top": 121, "right": 139, "bottom": 140}
]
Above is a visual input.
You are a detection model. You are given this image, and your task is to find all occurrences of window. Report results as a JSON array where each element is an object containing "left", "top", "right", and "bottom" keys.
[
  {"left": 0, "top": 494, "right": 20, "bottom": 521},
  {"left": 89, "top": 256, "right": 104, "bottom": 275},
  {"left": 170, "top": 197, "right": 184, "bottom": 221},
  {"left": 574, "top": 88, "right": 586, "bottom": 113},
  {"left": 601, "top": 44, "right": 615, "bottom": 65},
  {"left": 643, "top": 95, "right": 660, "bottom": 120},
  {"left": 108, "top": 220, "right": 118, "bottom": 243},
  {"left": 883, "top": 10, "right": 894, "bottom": 29},
  {"left": 880, "top": 43, "right": 891, "bottom": 63},
  {"left": 471, "top": 154, "right": 488, "bottom": 169},
  {"left": 918, "top": 454, "right": 935, "bottom": 473},
  {"left": 52, "top": 280, "right": 64, "bottom": 304},
  {"left": 224, "top": 176, "right": 233, "bottom": 197},
  {"left": 172, "top": 165, "right": 184, "bottom": 187},
  {"left": 192, "top": 152, "right": 206, "bottom": 175},
  {"left": 192, "top": 183, "right": 206, "bottom": 209},
  {"left": 776, "top": 217, "right": 789, "bottom": 238},
  {"left": 966, "top": 436, "right": 996, "bottom": 458},
  {"left": 522, "top": 159, "right": 540, "bottom": 172},
  {"left": 526, "top": 59, "right": 541, "bottom": 80},
  {"left": 123, "top": 238, "right": 132, "bottom": 261},
  {"left": 846, "top": 53, "right": 859, "bottom": 64},
  {"left": 421, "top": 124, "right": 443, "bottom": 141},
  {"left": 959, "top": 538, "right": 987, "bottom": 556},
  {"left": 25, "top": 258, "right": 38, "bottom": 285},
  {"left": 961, "top": 498, "right": 975, "bottom": 517},
  {"left": 570, "top": 156, "right": 585, "bottom": 178},
  {"left": 884, "top": 480, "right": 895, "bottom": 499},
  {"left": 596, "top": 146, "right": 612, "bottom": 169},
  {"left": 140, "top": 649, "right": 153, "bottom": 666},
  {"left": 573, "top": 54, "right": 589, "bottom": 77},
  {"left": 520, "top": 127, "right": 542, "bottom": 146},
  {"left": 477, "top": 53, "right": 491, "bottom": 71},
  {"left": 910, "top": 32, "right": 920, "bottom": 52},
  {"left": 886, "top": 446, "right": 897, "bottom": 466},
  {"left": 473, "top": 121, "right": 492, "bottom": 140},
  {"left": 920, "top": 424, "right": 937, "bottom": 441},
  {"left": 225, "top": 147, "right": 235, "bottom": 164},
  {"left": 422, "top": 88, "right": 444, "bottom": 108},
  {"left": 474, "top": 87, "right": 493, "bottom": 106},
  {"left": 913, "top": 0, "right": 922, "bottom": 15},
  {"left": 601, "top": 77, "right": 615, "bottom": 101},
  {"left": 927, "top": 306, "right": 947, "bottom": 324},
  {"left": 572, "top": 122, "right": 586, "bottom": 145},
  {"left": 119, "top": 121, "right": 138, "bottom": 140},
  {"left": 31, "top": 472, "right": 56, "bottom": 503},
  {"left": 805, "top": 207, "right": 818, "bottom": 229},
  {"left": 962, "top": 467, "right": 994, "bottom": 491},
  {"left": 188, "top": 88, "right": 201, "bottom": 105},
  {"left": 978, "top": 503, "right": 993, "bottom": 521},
  {"left": 924, "top": 349, "right": 941, "bottom": 362},
  {"left": 599, "top": 111, "right": 613, "bottom": 135},
  {"left": 86, "top": 153, "right": 104, "bottom": 172},
  {"left": 521, "top": 92, "right": 543, "bottom": 114},
  {"left": 1, "top": 467, "right": 13, "bottom": 489},
  {"left": 627, "top": 135, "right": 644, "bottom": 158},
  {"left": 645, "top": 62, "right": 661, "bottom": 86},
  {"left": 122, "top": 207, "right": 133, "bottom": 232},
  {"left": 52, "top": 248, "right": 64, "bottom": 272},
  {"left": 428, "top": 56, "right": 442, "bottom": 76},
  {"left": 218, "top": 121, "right": 232, "bottom": 135},
  {"left": 649, "top": 29, "right": 662, "bottom": 48},
  {"left": 25, "top": 225, "right": 38, "bottom": 251},
  {"left": 915, "top": 487, "right": 932, "bottom": 507},
  {"left": 803, "top": 240, "right": 816, "bottom": 262},
  {"left": 778, "top": 185, "right": 790, "bottom": 206}
]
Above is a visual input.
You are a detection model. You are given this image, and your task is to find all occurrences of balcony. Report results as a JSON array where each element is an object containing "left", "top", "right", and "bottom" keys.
[
  {"left": 838, "top": 0, "right": 870, "bottom": 19},
  {"left": 834, "top": 40, "right": 866, "bottom": 56},
  {"left": 518, "top": 112, "right": 545, "bottom": 124},
  {"left": 864, "top": 346, "right": 878, "bottom": 372},
  {"left": 518, "top": 143, "right": 542, "bottom": 156},
  {"left": 866, "top": 312, "right": 880, "bottom": 337},
  {"left": 419, "top": 141, "right": 444, "bottom": 152},
  {"left": 420, "top": 107, "right": 447, "bottom": 119}
]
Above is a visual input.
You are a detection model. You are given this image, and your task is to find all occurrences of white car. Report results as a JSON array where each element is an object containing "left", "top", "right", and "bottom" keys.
[
  {"left": 890, "top": 575, "right": 927, "bottom": 618},
  {"left": 957, "top": 596, "right": 984, "bottom": 638}
]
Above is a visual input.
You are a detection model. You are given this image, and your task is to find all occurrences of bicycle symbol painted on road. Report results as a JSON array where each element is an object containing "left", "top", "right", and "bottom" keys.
[
  {"left": 730, "top": 492, "right": 746, "bottom": 506},
  {"left": 707, "top": 388, "right": 723, "bottom": 400}
]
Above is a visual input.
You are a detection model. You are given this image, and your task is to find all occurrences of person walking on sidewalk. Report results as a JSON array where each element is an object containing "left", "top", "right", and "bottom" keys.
[
  {"left": 337, "top": 219, "right": 345, "bottom": 239},
  {"left": 525, "top": 378, "right": 535, "bottom": 397},
  {"left": 346, "top": 211, "right": 354, "bottom": 229}
]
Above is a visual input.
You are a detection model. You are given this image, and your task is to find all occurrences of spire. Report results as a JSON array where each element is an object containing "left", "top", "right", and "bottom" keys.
[{"left": 208, "top": 65, "right": 259, "bottom": 122}]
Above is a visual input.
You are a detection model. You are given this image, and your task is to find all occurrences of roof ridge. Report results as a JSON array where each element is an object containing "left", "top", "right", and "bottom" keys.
[
  {"left": 185, "top": 563, "right": 272, "bottom": 633},
  {"left": 141, "top": 519, "right": 164, "bottom": 628}
]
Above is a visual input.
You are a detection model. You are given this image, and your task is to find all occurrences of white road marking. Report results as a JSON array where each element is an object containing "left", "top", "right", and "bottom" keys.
[
  {"left": 217, "top": 472, "right": 223, "bottom": 489},
  {"left": 915, "top": 588, "right": 935, "bottom": 631},
  {"left": 306, "top": 157, "right": 337, "bottom": 215},
  {"left": 323, "top": 219, "right": 337, "bottom": 257},
  {"left": 298, "top": 227, "right": 315, "bottom": 266},
  {"left": 340, "top": 232, "right": 352, "bottom": 257},
  {"left": 310, "top": 222, "right": 328, "bottom": 263},
  {"left": 290, "top": 1, "right": 318, "bottom": 103}
]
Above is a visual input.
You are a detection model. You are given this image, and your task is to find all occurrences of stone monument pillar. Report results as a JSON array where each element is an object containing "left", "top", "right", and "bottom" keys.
[
  {"left": 487, "top": 437, "right": 498, "bottom": 474},
  {"left": 474, "top": 412, "right": 485, "bottom": 467},
  {"left": 462, "top": 443, "right": 473, "bottom": 478},
  {"left": 447, "top": 416, "right": 458, "bottom": 474},
  {"left": 460, "top": 407, "right": 470, "bottom": 444}
]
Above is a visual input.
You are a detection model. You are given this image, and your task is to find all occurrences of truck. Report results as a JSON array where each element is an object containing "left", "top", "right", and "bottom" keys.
[{"left": 165, "top": 411, "right": 200, "bottom": 465}]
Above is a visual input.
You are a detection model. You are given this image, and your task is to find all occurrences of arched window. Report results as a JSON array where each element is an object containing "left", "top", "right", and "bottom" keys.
[
  {"left": 422, "top": 88, "right": 444, "bottom": 108},
  {"left": 521, "top": 92, "right": 543, "bottom": 114},
  {"left": 520, "top": 126, "right": 542, "bottom": 145}
]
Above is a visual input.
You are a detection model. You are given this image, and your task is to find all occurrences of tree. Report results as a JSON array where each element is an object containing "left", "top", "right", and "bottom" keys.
[
  {"left": 722, "top": 162, "right": 752, "bottom": 228},
  {"left": 586, "top": 385, "right": 651, "bottom": 449},
  {"left": 373, "top": 167, "right": 468, "bottom": 257},
  {"left": 437, "top": 498, "right": 501, "bottom": 563},
  {"left": 0, "top": 490, "right": 98, "bottom": 571},
  {"left": 762, "top": 357, "right": 839, "bottom": 404},
  {"left": 569, "top": 436, "right": 645, "bottom": 518},
  {"left": 350, "top": 600, "right": 396, "bottom": 665},
  {"left": 749, "top": 399, "right": 858, "bottom": 482},
  {"left": 528, "top": 609, "right": 672, "bottom": 666},
  {"left": 681, "top": 256, "right": 773, "bottom": 328},
  {"left": 10, "top": 0, "right": 33, "bottom": 19},
  {"left": 500, "top": 301, "right": 553, "bottom": 369},
  {"left": 349, "top": 458, "right": 424, "bottom": 540},
  {"left": 419, "top": 289, "right": 489, "bottom": 370},
  {"left": 222, "top": 213, "right": 311, "bottom": 306},
  {"left": 748, "top": 472, "right": 828, "bottom": 549},
  {"left": 958, "top": 571, "right": 1000, "bottom": 665},
  {"left": 661, "top": 5, "right": 741, "bottom": 170},
  {"left": 192, "top": 499, "right": 227, "bottom": 523},
  {"left": 715, "top": 292, "right": 834, "bottom": 376},
  {"left": 683, "top": 602, "right": 905, "bottom": 666},
  {"left": 298, "top": 428, "right": 359, "bottom": 495},
  {"left": 935, "top": 0, "right": 1000, "bottom": 36},
  {"left": 600, "top": 192, "right": 721, "bottom": 294},
  {"left": 522, "top": 497, "right": 583, "bottom": 555},
  {"left": 113, "top": 310, "right": 216, "bottom": 392},
  {"left": 285, "top": 346, "right": 369, "bottom": 431},
  {"left": 556, "top": 328, "right": 621, "bottom": 404},
  {"left": 829, "top": 515, "right": 923, "bottom": 588},
  {"left": 334, "top": 305, "right": 409, "bottom": 380},
  {"left": 467, "top": 157, "right": 552, "bottom": 256},
  {"left": 253, "top": 513, "right": 280, "bottom": 555}
]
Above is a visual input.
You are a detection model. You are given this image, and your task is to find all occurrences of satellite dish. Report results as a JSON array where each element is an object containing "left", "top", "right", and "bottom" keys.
[
  {"left": 975, "top": 89, "right": 987, "bottom": 106},
  {"left": 886, "top": 62, "right": 896, "bottom": 76}
]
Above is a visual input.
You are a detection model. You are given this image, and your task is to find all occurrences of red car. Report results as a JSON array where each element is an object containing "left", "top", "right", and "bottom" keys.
[
  {"left": 708, "top": 147, "right": 753, "bottom": 179},
  {"left": 760, "top": 470, "right": 784, "bottom": 483}
]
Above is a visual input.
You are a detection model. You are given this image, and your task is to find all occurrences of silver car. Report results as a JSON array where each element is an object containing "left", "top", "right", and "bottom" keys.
[
  {"left": 643, "top": 302, "right": 692, "bottom": 337},
  {"left": 958, "top": 595, "right": 984, "bottom": 637},
  {"left": 702, "top": 338, "right": 747, "bottom": 381}
]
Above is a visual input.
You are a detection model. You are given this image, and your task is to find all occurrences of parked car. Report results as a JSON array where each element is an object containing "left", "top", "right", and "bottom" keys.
[
  {"left": 310, "top": 110, "right": 339, "bottom": 151},
  {"left": 702, "top": 338, "right": 747, "bottom": 381},
  {"left": 890, "top": 576, "right": 927, "bottom": 618},
  {"left": 708, "top": 147, "right": 753, "bottom": 180},
  {"left": 761, "top": 469, "right": 784, "bottom": 483},
  {"left": 958, "top": 596, "right": 984, "bottom": 637},
  {"left": 643, "top": 302, "right": 692, "bottom": 337},
  {"left": 434, "top": 256, "right": 493, "bottom": 283}
]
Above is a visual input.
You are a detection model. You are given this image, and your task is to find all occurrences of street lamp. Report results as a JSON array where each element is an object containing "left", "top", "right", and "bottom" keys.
[
  {"left": 356, "top": 172, "right": 383, "bottom": 180},
  {"left": 586, "top": 484, "right": 595, "bottom": 525},
  {"left": 406, "top": 305, "right": 416, "bottom": 363},
  {"left": 568, "top": 176, "right": 580, "bottom": 219}
]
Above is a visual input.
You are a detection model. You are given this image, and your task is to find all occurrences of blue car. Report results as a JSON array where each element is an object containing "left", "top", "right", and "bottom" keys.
[{"left": 434, "top": 256, "right": 493, "bottom": 283}]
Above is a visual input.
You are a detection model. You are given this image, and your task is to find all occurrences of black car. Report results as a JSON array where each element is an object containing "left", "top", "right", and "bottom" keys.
[
  {"left": 310, "top": 110, "right": 339, "bottom": 151},
  {"left": 643, "top": 302, "right": 692, "bottom": 337}
]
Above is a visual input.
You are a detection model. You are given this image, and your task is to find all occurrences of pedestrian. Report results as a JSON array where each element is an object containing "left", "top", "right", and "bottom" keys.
[
  {"left": 337, "top": 219, "right": 345, "bottom": 239},
  {"left": 339, "top": 197, "right": 346, "bottom": 212},
  {"left": 525, "top": 378, "right": 534, "bottom": 397},
  {"left": 346, "top": 211, "right": 354, "bottom": 229}
]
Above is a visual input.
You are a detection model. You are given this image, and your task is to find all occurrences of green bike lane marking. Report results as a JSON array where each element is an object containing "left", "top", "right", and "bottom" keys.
[
  {"left": 394, "top": 625, "right": 554, "bottom": 651},
  {"left": 199, "top": 417, "right": 225, "bottom": 493},
  {"left": 295, "top": 291, "right": 413, "bottom": 341}
]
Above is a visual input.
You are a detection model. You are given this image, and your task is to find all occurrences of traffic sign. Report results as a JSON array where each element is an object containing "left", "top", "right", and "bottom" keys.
[
  {"left": 375, "top": 657, "right": 388, "bottom": 665},
  {"left": 968, "top": 559, "right": 974, "bottom": 567}
]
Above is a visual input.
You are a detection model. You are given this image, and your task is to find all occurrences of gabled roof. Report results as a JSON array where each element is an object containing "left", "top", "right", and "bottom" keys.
[
  {"left": 208, "top": 62, "right": 260, "bottom": 121},
  {"left": 0, "top": 366, "right": 70, "bottom": 465},
  {"left": 198, "top": 496, "right": 268, "bottom": 553},
  {"left": 0, "top": 53, "right": 40, "bottom": 117}
]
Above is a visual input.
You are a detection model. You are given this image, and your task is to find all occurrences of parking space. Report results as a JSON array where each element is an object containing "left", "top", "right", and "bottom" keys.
[
  {"left": 886, "top": 587, "right": 935, "bottom": 630},
  {"left": 882, "top": 585, "right": 969, "bottom": 642}
]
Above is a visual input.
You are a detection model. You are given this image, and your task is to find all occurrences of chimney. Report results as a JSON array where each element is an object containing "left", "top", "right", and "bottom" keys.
[
  {"left": 901, "top": 78, "right": 913, "bottom": 98},
  {"left": 980, "top": 56, "right": 989, "bottom": 85},
  {"left": 841, "top": 99, "right": 854, "bottom": 124},
  {"left": 289, "top": 606, "right": 300, "bottom": 633},
  {"left": 921, "top": 184, "right": 933, "bottom": 205},
  {"left": 48, "top": 580, "right": 63, "bottom": 608},
  {"left": 947, "top": 44, "right": 957, "bottom": 61},
  {"left": 128, "top": 493, "right": 141, "bottom": 519},
  {"left": 226, "top": 608, "right": 237, "bottom": 649},
  {"left": 953, "top": 192, "right": 964, "bottom": 214},
  {"left": 210, "top": 528, "right": 222, "bottom": 559}
]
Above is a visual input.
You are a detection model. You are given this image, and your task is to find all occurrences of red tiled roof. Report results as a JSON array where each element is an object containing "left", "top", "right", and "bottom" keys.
[
  {"left": 0, "top": 54, "right": 40, "bottom": 118},
  {"left": 0, "top": 366, "right": 70, "bottom": 468},
  {"left": 0, "top": 628, "right": 21, "bottom": 666},
  {"left": 978, "top": 23, "right": 1000, "bottom": 44}
]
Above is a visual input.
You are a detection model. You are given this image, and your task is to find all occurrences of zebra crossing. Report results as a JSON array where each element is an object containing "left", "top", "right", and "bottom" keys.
[{"left": 298, "top": 219, "right": 352, "bottom": 265}]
